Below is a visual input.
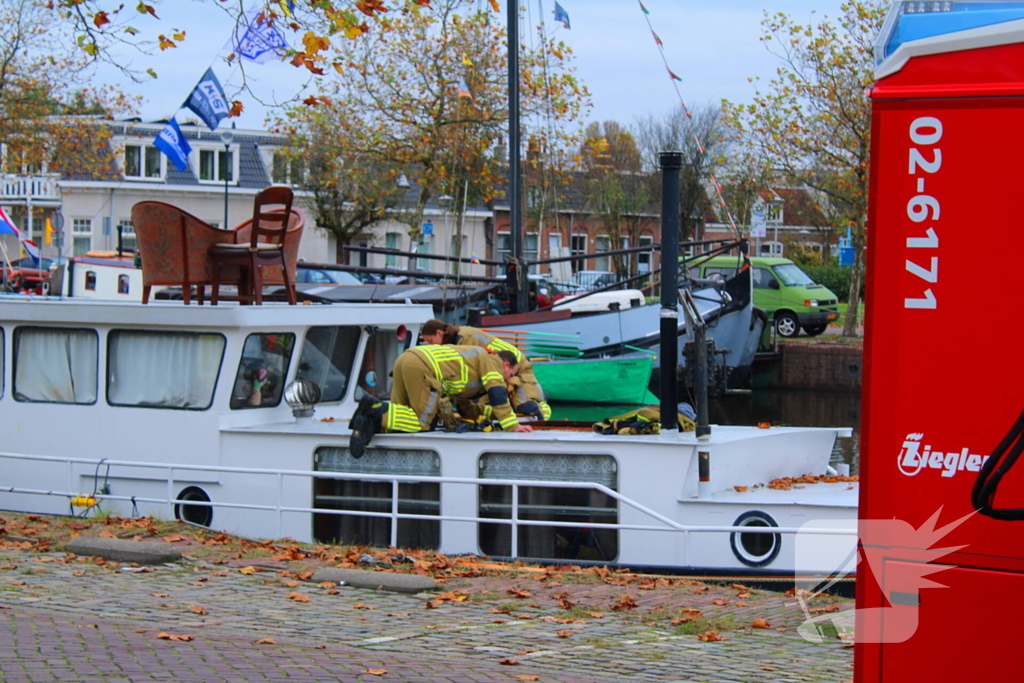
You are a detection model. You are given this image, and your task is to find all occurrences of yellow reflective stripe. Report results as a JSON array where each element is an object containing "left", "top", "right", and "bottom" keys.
[
  {"left": 416, "top": 345, "right": 468, "bottom": 395},
  {"left": 385, "top": 404, "right": 422, "bottom": 433},
  {"left": 481, "top": 371, "right": 503, "bottom": 385},
  {"left": 487, "top": 338, "right": 522, "bottom": 361},
  {"left": 499, "top": 414, "right": 519, "bottom": 430},
  {"left": 539, "top": 401, "right": 552, "bottom": 420}
]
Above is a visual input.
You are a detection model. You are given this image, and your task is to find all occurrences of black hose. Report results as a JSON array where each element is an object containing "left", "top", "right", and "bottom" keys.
[{"left": 971, "top": 409, "right": 1024, "bottom": 520}]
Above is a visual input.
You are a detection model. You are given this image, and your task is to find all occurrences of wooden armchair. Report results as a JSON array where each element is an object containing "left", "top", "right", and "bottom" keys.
[{"left": 131, "top": 201, "right": 241, "bottom": 304}]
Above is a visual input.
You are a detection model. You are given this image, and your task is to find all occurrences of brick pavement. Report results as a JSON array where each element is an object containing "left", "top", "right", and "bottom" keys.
[{"left": 0, "top": 549, "right": 854, "bottom": 683}]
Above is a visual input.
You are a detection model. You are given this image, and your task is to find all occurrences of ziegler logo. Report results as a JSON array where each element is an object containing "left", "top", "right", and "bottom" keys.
[{"left": 898, "top": 433, "right": 989, "bottom": 478}]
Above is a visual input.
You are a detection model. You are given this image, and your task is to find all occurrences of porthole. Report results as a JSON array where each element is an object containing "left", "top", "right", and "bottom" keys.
[
  {"left": 174, "top": 486, "right": 213, "bottom": 527},
  {"left": 729, "top": 510, "right": 781, "bottom": 567}
]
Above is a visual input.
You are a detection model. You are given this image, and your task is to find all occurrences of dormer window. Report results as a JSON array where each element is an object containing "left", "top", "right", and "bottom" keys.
[
  {"left": 124, "top": 143, "right": 163, "bottom": 180},
  {"left": 197, "top": 148, "right": 236, "bottom": 185}
]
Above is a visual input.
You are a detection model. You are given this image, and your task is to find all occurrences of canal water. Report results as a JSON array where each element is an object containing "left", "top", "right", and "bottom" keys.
[{"left": 551, "top": 389, "right": 862, "bottom": 473}]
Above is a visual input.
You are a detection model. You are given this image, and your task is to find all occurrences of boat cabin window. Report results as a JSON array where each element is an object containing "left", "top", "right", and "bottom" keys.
[
  {"left": 295, "top": 326, "right": 360, "bottom": 403},
  {"left": 478, "top": 452, "right": 619, "bottom": 562},
  {"left": 312, "top": 447, "right": 440, "bottom": 549},
  {"left": 117, "top": 275, "right": 130, "bottom": 295},
  {"left": 85, "top": 271, "right": 96, "bottom": 291},
  {"left": 14, "top": 327, "right": 98, "bottom": 404},
  {"left": 108, "top": 331, "right": 226, "bottom": 410},
  {"left": 356, "top": 328, "right": 411, "bottom": 401},
  {"left": 229, "top": 333, "right": 295, "bottom": 410}
]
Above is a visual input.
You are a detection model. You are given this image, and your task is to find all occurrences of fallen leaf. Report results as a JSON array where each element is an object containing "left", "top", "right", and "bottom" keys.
[
  {"left": 79, "top": 624, "right": 98, "bottom": 629},
  {"left": 387, "top": 612, "right": 410, "bottom": 617},
  {"left": 316, "top": 645, "right": 326, "bottom": 649},
  {"left": 508, "top": 588, "right": 532, "bottom": 598},
  {"left": 361, "top": 669, "right": 388, "bottom": 676},
  {"left": 517, "top": 648, "right": 539, "bottom": 655},
  {"left": 499, "top": 658, "right": 519, "bottom": 665},
  {"left": 72, "top": 571, "right": 84, "bottom": 577},
  {"left": 353, "top": 603, "right": 375, "bottom": 610},
  {"left": 11, "top": 581, "right": 25, "bottom": 586},
  {"left": 318, "top": 581, "right": 337, "bottom": 589},
  {"left": 775, "top": 627, "right": 787, "bottom": 632},
  {"left": 281, "top": 580, "right": 299, "bottom": 588},
  {"left": 326, "top": 589, "right": 339, "bottom": 595},
  {"left": 150, "top": 593, "right": 169, "bottom": 598},
  {"left": 712, "top": 599, "right": 730, "bottom": 606},
  {"left": 752, "top": 618, "right": 771, "bottom": 629},
  {"left": 188, "top": 605, "right": 206, "bottom": 615},
  {"left": 697, "top": 630, "right": 728, "bottom": 642},
  {"left": 514, "top": 676, "right": 540, "bottom": 681},
  {"left": 165, "top": 535, "right": 185, "bottom": 542},
  {"left": 285, "top": 592, "right": 310, "bottom": 603},
  {"left": 734, "top": 485, "right": 748, "bottom": 492},
  {"left": 556, "top": 629, "right": 573, "bottom": 638},
  {"left": 238, "top": 566, "right": 258, "bottom": 575},
  {"left": 255, "top": 637, "right": 276, "bottom": 645},
  {"left": 735, "top": 601, "right": 748, "bottom": 607},
  {"left": 612, "top": 594, "right": 637, "bottom": 611},
  {"left": 156, "top": 632, "right": 194, "bottom": 642},
  {"left": 588, "top": 611, "right": 604, "bottom": 619}
]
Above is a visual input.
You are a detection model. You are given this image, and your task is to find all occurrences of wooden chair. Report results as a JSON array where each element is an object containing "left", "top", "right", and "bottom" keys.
[
  {"left": 131, "top": 201, "right": 241, "bottom": 304},
  {"left": 210, "top": 186, "right": 297, "bottom": 305}
]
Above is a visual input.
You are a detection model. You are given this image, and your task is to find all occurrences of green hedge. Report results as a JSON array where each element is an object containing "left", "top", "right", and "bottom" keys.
[{"left": 801, "top": 263, "right": 864, "bottom": 303}]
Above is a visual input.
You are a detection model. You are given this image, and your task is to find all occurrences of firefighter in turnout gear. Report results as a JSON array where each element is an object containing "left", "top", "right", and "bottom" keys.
[
  {"left": 419, "top": 319, "right": 551, "bottom": 420},
  {"left": 348, "top": 345, "right": 534, "bottom": 458}
]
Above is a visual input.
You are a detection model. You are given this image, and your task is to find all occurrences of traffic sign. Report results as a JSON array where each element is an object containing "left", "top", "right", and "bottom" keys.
[
  {"left": 750, "top": 206, "right": 767, "bottom": 238},
  {"left": 422, "top": 222, "right": 434, "bottom": 235},
  {"left": 51, "top": 211, "right": 64, "bottom": 232}
]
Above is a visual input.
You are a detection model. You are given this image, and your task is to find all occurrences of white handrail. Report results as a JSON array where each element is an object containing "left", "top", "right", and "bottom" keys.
[{"left": 0, "top": 451, "right": 857, "bottom": 548}]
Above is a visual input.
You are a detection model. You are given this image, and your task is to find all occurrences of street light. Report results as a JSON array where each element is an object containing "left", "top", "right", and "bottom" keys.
[
  {"left": 439, "top": 195, "right": 453, "bottom": 274},
  {"left": 220, "top": 128, "right": 234, "bottom": 229}
]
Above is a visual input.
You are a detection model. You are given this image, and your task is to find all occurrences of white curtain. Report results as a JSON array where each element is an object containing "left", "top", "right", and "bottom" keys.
[
  {"left": 15, "top": 328, "right": 98, "bottom": 403},
  {"left": 108, "top": 332, "right": 224, "bottom": 409}
]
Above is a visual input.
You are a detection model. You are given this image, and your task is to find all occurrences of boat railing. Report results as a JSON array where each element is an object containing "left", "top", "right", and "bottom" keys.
[{"left": 0, "top": 451, "right": 855, "bottom": 563}]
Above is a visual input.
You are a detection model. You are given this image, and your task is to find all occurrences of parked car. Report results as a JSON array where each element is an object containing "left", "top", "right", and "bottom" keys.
[
  {"left": 295, "top": 264, "right": 363, "bottom": 286},
  {"left": 691, "top": 255, "right": 840, "bottom": 337},
  {"left": 2, "top": 257, "right": 54, "bottom": 293}
]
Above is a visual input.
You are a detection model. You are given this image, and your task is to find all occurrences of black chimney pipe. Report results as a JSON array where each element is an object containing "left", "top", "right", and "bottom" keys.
[{"left": 659, "top": 151, "right": 682, "bottom": 432}]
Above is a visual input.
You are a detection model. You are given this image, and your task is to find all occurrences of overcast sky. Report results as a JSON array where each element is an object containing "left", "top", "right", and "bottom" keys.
[{"left": 94, "top": 0, "right": 850, "bottom": 131}]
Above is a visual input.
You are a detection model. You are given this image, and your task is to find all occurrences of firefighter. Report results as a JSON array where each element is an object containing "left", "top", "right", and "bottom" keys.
[
  {"left": 348, "top": 345, "right": 534, "bottom": 458},
  {"left": 418, "top": 319, "right": 551, "bottom": 420}
]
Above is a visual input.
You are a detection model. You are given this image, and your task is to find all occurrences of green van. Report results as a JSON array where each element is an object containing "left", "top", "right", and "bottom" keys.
[{"left": 692, "top": 256, "right": 840, "bottom": 337}]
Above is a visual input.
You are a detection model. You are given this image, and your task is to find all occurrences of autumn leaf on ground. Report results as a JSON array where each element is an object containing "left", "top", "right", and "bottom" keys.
[
  {"left": 588, "top": 612, "right": 604, "bottom": 619},
  {"left": 255, "top": 637, "right": 276, "bottom": 645},
  {"left": 514, "top": 676, "right": 540, "bottom": 681},
  {"left": 285, "top": 592, "right": 310, "bottom": 603},
  {"left": 156, "top": 632, "right": 194, "bottom": 641},
  {"left": 318, "top": 581, "right": 337, "bottom": 589},
  {"left": 353, "top": 603, "right": 375, "bottom": 610},
  {"left": 150, "top": 593, "right": 168, "bottom": 598},
  {"left": 72, "top": 571, "right": 84, "bottom": 577},
  {"left": 712, "top": 599, "right": 730, "bottom": 606},
  {"left": 697, "top": 630, "right": 727, "bottom": 642},
  {"left": 507, "top": 587, "right": 532, "bottom": 598},
  {"left": 693, "top": 586, "right": 709, "bottom": 594},
  {"left": 238, "top": 566, "right": 258, "bottom": 575},
  {"left": 361, "top": 669, "right": 388, "bottom": 676},
  {"left": 556, "top": 630, "right": 573, "bottom": 638},
  {"left": 281, "top": 580, "right": 299, "bottom": 588},
  {"left": 387, "top": 612, "right": 410, "bottom": 617},
  {"left": 165, "top": 535, "right": 184, "bottom": 542},
  {"left": 735, "top": 601, "right": 748, "bottom": 607},
  {"left": 499, "top": 658, "right": 518, "bottom": 665},
  {"left": 489, "top": 608, "right": 510, "bottom": 615},
  {"left": 188, "top": 605, "right": 206, "bottom": 615},
  {"left": 516, "top": 648, "right": 539, "bottom": 655},
  {"left": 752, "top": 618, "right": 771, "bottom": 629},
  {"left": 557, "top": 598, "right": 577, "bottom": 610},
  {"left": 612, "top": 594, "right": 637, "bottom": 611}
]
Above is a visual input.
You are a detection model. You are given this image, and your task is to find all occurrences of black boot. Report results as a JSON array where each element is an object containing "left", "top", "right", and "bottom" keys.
[{"left": 349, "top": 396, "right": 383, "bottom": 459}]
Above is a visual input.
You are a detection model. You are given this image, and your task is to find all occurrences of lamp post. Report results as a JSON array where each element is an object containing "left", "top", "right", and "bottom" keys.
[
  {"left": 439, "top": 194, "right": 453, "bottom": 274},
  {"left": 220, "top": 129, "right": 234, "bottom": 229}
]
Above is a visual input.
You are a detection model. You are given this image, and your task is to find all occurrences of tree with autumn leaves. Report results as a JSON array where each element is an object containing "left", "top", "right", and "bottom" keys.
[
  {"left": 272, "top": 0, "right": 588, "bottom": 256},
  {"left": 724, "top": 1, "right": 886, "bottom": 337}
]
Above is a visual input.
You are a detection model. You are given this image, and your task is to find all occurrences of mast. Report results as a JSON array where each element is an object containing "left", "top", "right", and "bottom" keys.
[
  {"left": 659, "top": 151, "right": 682, "bottom": 433},
  {"left": 506, "top": 0, "right": 527, "bottom": 313}
]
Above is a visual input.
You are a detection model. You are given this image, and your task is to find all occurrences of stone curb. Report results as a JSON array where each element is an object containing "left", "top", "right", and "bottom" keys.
[
  {"left": 312, "top": 567, "right": 437, "bottom": 593},
  {"left": 65, "top": 536, "right": 182, "bottom": 565}
]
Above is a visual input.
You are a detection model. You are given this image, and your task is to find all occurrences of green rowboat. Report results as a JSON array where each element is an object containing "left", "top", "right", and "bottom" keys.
[{"left": 532, "top": 355, "right": 657, "bottom": 405}]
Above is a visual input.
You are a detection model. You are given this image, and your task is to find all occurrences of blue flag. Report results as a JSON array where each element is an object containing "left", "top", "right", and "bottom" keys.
[
  {"left": 154, "top": 118, "right": 192, "bottom": 172},
  {"left": 185, "top": 68, "right": 230, "bottom": 132},
  {"left": 554, "top": 1, "right": 570, "bottom": 29},
  {"left": 229, "top": 8, "right": 289, "bottom": 64}
]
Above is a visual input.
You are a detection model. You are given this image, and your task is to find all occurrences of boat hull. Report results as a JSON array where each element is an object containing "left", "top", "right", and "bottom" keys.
[{"left": 531, "top": 355, "right": 656, "bottom": 404}]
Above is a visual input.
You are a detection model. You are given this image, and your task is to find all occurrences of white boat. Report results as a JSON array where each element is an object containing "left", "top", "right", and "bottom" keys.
[{"left": 0, "top": 296, "right": 856, "bottom": 576}]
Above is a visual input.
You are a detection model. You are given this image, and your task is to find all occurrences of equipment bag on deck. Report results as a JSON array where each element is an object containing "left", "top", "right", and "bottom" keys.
[{"left": 592, "top": 404, "right": 696, "bottom": 435}]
